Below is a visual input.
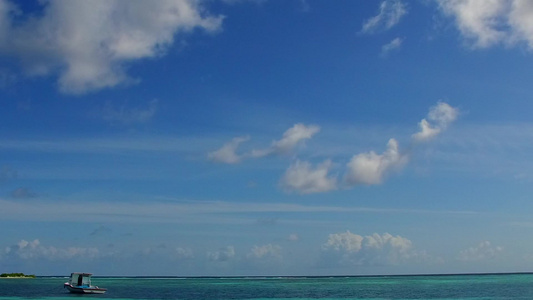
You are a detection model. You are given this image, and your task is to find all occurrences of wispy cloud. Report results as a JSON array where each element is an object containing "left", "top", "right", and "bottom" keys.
[
  {"left": 0, "top": 0, "right": 223, "bottom": 94},
  {"left": 251, "top": 123, "right": 320, "bottom": 158},
  {"left": 381, "top": 37, "right": 404, "bottom": 56},
  {"left": 207, "top": 136, "right": 250, "bottom": 164},
  {"left": 0, "top": 136, "right": 213, "bottom": 154},
  {"left": 0, "top": 197, "right": 478, "bottom": 224},
  {"left": 361, "top": 0, "right": 407, "bottom": 34},
  {"left": 102, "top": 99, "right": 158, "bottom": 124},
  {"left": 208, "top": 123, "right": 320, "bottom": 163}
]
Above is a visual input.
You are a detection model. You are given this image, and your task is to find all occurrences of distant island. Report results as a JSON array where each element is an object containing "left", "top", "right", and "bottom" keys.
[{"left": 0, "top": 273, "right": 36, "bottom": 278}]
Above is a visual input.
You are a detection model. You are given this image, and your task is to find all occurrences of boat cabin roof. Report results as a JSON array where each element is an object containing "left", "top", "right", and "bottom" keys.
[
  {"left": 71, "top": 272, "right": 92, "bottom": 276},
  {"left": 69, "top": 272, "right": 93, "bottom": 278}
]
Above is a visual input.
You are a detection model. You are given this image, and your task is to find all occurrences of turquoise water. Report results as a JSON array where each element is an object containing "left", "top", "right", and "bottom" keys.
[{"left": 1, "top": 273, "right": 533, "bottom": 299}]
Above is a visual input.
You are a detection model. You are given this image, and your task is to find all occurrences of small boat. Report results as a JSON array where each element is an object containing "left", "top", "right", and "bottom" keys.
[{"left": 64, "top": 272, "right": 107, "bottom": 294}]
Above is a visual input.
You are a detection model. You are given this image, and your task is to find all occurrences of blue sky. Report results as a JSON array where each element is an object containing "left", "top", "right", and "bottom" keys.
[{"left": 1, "top": 0, "right": 533, "bottom": 276}]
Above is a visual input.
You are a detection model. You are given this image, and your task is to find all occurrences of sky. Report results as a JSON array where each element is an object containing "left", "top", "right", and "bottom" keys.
[{"left": 1, "top": 0, "right": 533, "bottom": 277}]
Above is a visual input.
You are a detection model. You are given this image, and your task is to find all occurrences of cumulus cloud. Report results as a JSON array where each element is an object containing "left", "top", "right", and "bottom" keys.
[
  {"left": 102, "top": 99, "right": 158, "bottom": 124},
  {"left": 322, "top": 231, "right": 364, "bottom": 253},
  {"left": 343, "top": 102, "right": 457, "bottom": 187},
  {"left": 344, "top": 138, "right": 408, "bottom": 186},
  {"left": 208, "top": 103, "right": 457, "bottom": 194},
  {"left": 412, "top": 102, "right": 458, "bottom": 141},
  {"left": 251, "top": 123, "right": 320, "bottom": 158},
  {"left": 0, "top": 0, "right": 223, "bottom": 94},
  {"left": 207, "top": 246, "right": 235, "bottom": 262},
  {"left": 381, "top": 37, "right": 404, "bottom": 56},
  {"left": 207, "top": 136, "right": 250, "bottom": 164},
  {"left": 280, "top": 159, "right": 337, "bottom": 194},
  {"left": 361, "top": 0, "right": 407, "bottom": 34},
  {"left": 438, "top": 0, "right": 533, "bottom": 49},
  {"left": 247, "top": 244, "right": 281, "bottom": 259},
  {"left": 321, "top": 231, "right": 421, "bottom": 266},
  {"left": 458, "top": 241, "right": 503, "bottom": 261},
  {"left": 2, "top": 239, "right": 99, "bottom": 261}
]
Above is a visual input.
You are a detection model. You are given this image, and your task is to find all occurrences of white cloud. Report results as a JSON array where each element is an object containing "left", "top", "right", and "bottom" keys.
[
  {"left": 207, "top": 246, "right": 235, "bottom": 262},
  {"left": 412, "top": 102, "right": 459, "bottom": 141},
  {"left": 0, "top": 0, "right": 223, "bottom": 94},
  {"left": 276, "top": 103, "right": 458, "bottom": 192},
  {"left": 175, "top": 247, "right": 194, "bottom": 259},
  {"left": 342, "top": 102, "right": 457, "bottom": 187},
  {"left": 207, "top": 136, "right": 250, "bottom": 164},
  {"left": 208, "top": 123, "right": 320, "bottom": 164},
  {"left": 438, "top": 0, "right": 533, "bottom": 50},
  {"left": 458, "top": 241, "right": 503, "bottom": 261},
  {"left": 251, "top": 123, "right": 320, "bottom": 158},
  {"left": 361, "top": 0, "right": 407, "bottom": 34},
  {"left": 381, "top": 37, "right": 403, "bottom": 56},
  {"left": 344, "top": 138, "right": 408, "bottom": 186},
  {"left": 322, "top": 231, "right": 363, "bottom": 253},
  {"left": 2, "top": 239, "right": 99, "bottom": 261},
  {"left": 102, "top": 99, "right": 159, "bottom": 124},
  {"left": 288, "top": 234, "right": 299, "bottom": 241},
  {"left": 247, "top": 244, "right": 281, "bottom": 259},
  {"left": 0, "top": 197, "right": 477, "bottom": 226},
  {"left": 508, "top": 0, "right": 533, "bottom": 48},
  {"left": 428, "top": 101, "right": 459, "bottom": 126},
  {"left": 321, "top": 231, "right": 419, "bottom": 266},
  {"left": 438, "top": 0, "right": 507, "bottom": 48},
  {"left": 280, "top": 159, "right": 337, "bottom": 194},
  {"left": 413, "top": 119, "right": 441, "bottom": 141}
]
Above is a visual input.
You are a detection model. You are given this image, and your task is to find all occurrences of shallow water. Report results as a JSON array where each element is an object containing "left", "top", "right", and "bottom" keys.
[{"left": 1, "top": 273, "right": 533, "bottom": 299}]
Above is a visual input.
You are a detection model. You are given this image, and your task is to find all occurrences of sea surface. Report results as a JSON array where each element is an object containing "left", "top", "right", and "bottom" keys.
[{"left": 1, "top": 273, "right": 533, "bottom": 300}]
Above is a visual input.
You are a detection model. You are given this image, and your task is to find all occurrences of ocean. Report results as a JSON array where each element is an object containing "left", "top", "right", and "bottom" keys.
[{"left": 1, "top": 273, "right": 533, "bottom": 300}]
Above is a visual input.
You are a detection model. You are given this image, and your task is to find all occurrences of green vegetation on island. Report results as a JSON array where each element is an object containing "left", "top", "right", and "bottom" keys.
[{"left": 0, "top": 273, "right": 36, "bottom": 278}]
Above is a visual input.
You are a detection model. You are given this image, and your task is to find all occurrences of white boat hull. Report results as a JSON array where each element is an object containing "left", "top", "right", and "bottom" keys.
[{"left": 64, "top": 283, "right": 107, "bottom": 294}]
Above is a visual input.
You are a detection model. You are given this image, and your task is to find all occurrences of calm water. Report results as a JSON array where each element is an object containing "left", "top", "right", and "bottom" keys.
[{"left": 1, "top": 273, "right": 533, "bottom": 300}]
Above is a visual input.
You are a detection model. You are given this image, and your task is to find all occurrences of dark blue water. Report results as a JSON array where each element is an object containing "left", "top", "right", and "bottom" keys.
[{"left": 1, "top": 273, "right": 533, "bottom": 299}]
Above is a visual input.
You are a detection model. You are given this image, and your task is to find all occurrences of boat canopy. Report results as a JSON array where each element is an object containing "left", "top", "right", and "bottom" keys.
[{"left": 69, "top": 273, "right": 92, "bottom": 287}]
